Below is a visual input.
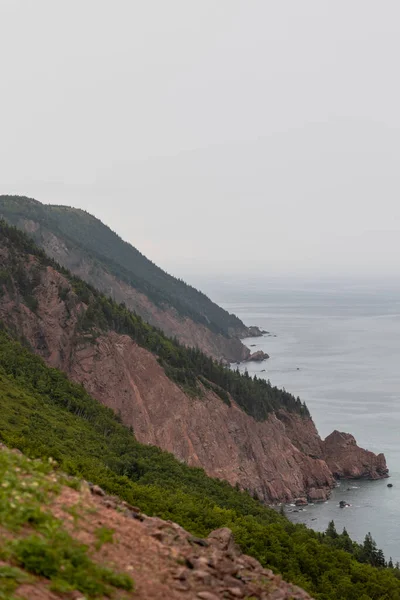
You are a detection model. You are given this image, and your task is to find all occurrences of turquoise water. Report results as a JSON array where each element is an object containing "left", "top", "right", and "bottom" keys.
[{"left": 218, "top": 283, "right": 400, "bottom": 562}]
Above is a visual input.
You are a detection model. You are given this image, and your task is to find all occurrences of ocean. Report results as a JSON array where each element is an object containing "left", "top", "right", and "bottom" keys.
[{"left": 213, "top": 280, "right": 400, "bottom": 563}]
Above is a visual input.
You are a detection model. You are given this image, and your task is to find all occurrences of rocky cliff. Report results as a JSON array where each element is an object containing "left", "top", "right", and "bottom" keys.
[
  {"left": 0, "top": 198, "right": 260, "bottom": 362},
  {"left": 0, "top": 239, "right": 388, "bottom": 504},
  {"left": 323, "top": 430, "right": 388, "bottom": 479}
]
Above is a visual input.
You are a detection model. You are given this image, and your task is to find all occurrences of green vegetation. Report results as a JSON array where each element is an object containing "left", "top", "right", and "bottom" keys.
[
  {"left": 0, "top": 330, "right": 399, "bottom": 599},
  {"left": 0, "top": 445, "right": 133, "bottom": 599},
  {"left": 0, "top": 565, "right": 30, "bottom": 600},
  {"left": 0, "top": 217, "right": 307, "bottom": 419},
  {"left": 0, "top": 194, "right": 248, "bottom": 336},
  {"left": 94, "top": 526, "right": 115, "bottom": 550}
]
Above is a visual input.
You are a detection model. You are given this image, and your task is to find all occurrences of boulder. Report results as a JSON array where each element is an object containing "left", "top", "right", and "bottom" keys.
[
  {"left": 207, "top": 528, "right": 239, "bottom": 556},
  {"left": 245, "top": 350, "right": 269, "bottom": 362},
  {"left": 295, "top": 497, "right": 308, "bottom": 506},
  {"left": 307, "top": 487, "right": 330, "bottom": 502},
  {"left": 246, "top": 326, "right": 263, "bottom": 337}
]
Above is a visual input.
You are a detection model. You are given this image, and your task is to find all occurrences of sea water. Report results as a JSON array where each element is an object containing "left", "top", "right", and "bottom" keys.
[{"left": 214, "top": 280, "right": 400, "bottom": 562}]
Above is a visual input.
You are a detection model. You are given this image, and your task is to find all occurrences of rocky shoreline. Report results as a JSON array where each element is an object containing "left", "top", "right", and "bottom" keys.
[{"left": 232, "top": 333, "right": 389, "bottom": 504}]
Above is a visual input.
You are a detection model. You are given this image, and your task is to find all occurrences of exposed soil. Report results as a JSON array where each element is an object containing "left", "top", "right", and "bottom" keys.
[{"left": 15, "top": 481, "right": 313, "bottom": 600}]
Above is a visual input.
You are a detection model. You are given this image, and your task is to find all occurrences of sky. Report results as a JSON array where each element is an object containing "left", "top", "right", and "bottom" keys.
[{"left": 2, "top": 1, "right": 400, "bottom": 282}]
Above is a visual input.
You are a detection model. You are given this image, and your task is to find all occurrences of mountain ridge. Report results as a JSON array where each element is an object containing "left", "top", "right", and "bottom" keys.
[{"left": 0, "top": 195, "right": 261, "bottom": 362}]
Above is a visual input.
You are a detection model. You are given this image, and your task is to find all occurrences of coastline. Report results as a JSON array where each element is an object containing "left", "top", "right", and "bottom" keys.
[{"left": 220, "top": 292, "right": 398, "bottom": 560}]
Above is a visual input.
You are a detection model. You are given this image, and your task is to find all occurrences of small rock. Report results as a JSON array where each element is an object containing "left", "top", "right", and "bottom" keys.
[
  {"left": 224, "top": 574, "right": 243, "bottom": 587},
  {"left": 174, "top": 581, "right": 190, "bottom": 591},
  {"left": 189, "top": 535, "right": 209, "bottom": 547},
  {"left": 91, "top": 485, "right": 105, "bottom": 496},
  {"left": 294, "top": 497, "right": 307, "bottom": 506},
  {"left": 122, "top": 501, "right": 141, "bottom": 513},
  {"left": 193, "top": 570, "right": 213, "bottom": 585},
  {"left": 226, "top": 587, "right": 244, "bottom": 598},
  {"left": 128, "top": 510, "right": 144, "bottom": 521},
  {"left": 197, "top": 592, "right": 220, "bottom": 600},
  {"left": 387, "top": 483, "right": 393, "bottom": 488},
  {"left": 208, "top": 528, "right": 238, "bottom": 554},
  {"left": 172, "top": 567, "right": 187, "bottom": 580},
  {"left": 150, "top": 531, "right": 164, "bottom": 541},
  {"left": 192, "top": 556, "right": 210, "bottom": 570}
]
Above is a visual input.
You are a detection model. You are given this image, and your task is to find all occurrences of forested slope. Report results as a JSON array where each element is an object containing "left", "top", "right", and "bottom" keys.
[{"left": 0, "top": 329, "right": 399, "bottom": 600}]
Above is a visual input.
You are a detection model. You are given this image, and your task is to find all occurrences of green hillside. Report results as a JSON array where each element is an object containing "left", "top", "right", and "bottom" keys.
[
  {"left": 0, "top": 195, "right": 249, "bottom": 337},
  {"left": 0, "top": 329, "right": 399, "bottom": 599}
]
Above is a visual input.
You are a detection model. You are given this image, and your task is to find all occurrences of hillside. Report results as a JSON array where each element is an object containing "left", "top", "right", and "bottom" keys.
[
  {"left": 0, "top": 219, "right": 388, "bottom": 506},
  {"left": 0, "top": 334, "right": 399, "bottom": 599},
  {"left": 0, "top": 445, "right": 312, "bottom": 600},
  {"left": 0, "top": 195, "right": 261, "bottom": 362}
]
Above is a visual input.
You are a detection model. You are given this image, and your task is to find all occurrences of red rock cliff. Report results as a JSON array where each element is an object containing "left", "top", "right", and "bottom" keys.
[
  {"left": 0, "top": 251, "right": 388, "bottom": 503},
  {"left": 322, "top": 430, "right": 388, "bottom": 479}
]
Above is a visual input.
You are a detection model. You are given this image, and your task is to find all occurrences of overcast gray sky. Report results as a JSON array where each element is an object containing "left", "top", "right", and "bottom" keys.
[{"left": 2, "top": 1, "right": 400, "bottom": 281}]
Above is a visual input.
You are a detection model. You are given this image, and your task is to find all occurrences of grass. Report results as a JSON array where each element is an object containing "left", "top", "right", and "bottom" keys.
[
  {"left": 0, "top": 446, "right": 133, "bottom": 599},
  {"left": 94, "top": 527, "right": 115, "bottom": 550},
  {"left": 0, "top": 565, "right": 31, "bottom": 600}
]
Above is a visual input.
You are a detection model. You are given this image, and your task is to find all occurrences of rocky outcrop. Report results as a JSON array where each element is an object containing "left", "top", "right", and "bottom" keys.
[
  {"left": 245, "top": 325, "right": 264, "bottom": 337},
  {"left": 0, "top": 247, "right": 388, "bottom": 504},
  {"left": 278, "top": 415, "right": 388, "bottom": 484},
  {"left": 245, "top": 350, "right": 270, "bottom": 362},
  {"left": 322, "top": 430, "right": 389, "bottom": 480}
]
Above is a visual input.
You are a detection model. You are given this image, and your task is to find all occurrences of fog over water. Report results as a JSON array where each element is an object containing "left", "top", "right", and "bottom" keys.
[{"left": 208, "top": 280, "right": 400, "bottom": 562}]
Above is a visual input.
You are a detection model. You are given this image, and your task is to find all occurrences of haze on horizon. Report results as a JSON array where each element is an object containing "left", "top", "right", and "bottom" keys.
[{"left": 2, "top": 1, "right": 400, "bottom": 282}]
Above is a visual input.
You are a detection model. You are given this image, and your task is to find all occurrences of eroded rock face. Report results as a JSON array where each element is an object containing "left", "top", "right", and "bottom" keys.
[
  {"left": 322, "top": 430, "right": 389, "bottom": 480},
  {"left": 0, "top": 248, "right": 388, "bottom": 504}
]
